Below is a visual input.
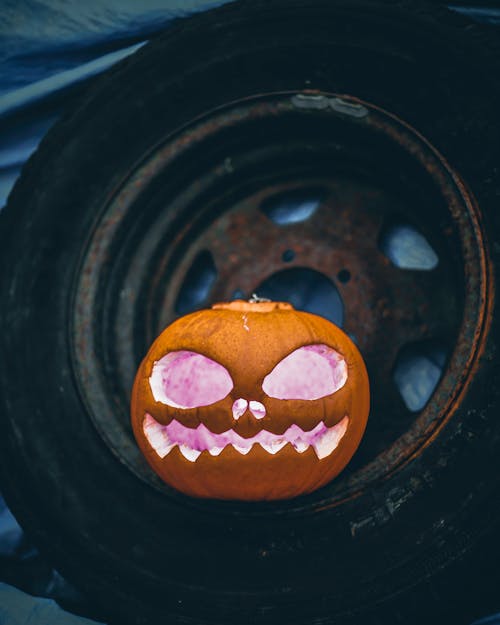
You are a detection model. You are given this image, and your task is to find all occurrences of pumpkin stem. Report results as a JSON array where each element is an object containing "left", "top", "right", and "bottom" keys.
[{"left": 249, "top": 293, "right": 271, "bottom": 303}]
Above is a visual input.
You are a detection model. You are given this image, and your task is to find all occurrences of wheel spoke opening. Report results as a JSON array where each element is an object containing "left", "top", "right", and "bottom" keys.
[
  {"left": 260, "top": 187, "right": 327, "bottom": 225},
  {"left": 256, "top": 267, "right": 344, "bottom": 327},
  {"left": 174, "top": 250, "right": 217, "bottom": 315},
  {"left": 393, "top": 339, "right": 448, "bottom": 412},
  {"left": 379, "top": 221, "right": 439, "bottom": 271}
]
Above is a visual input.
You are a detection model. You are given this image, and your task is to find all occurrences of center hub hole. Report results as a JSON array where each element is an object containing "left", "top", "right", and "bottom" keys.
[{"left": 256, "top": 267, "right": 344, "bottom": 326}]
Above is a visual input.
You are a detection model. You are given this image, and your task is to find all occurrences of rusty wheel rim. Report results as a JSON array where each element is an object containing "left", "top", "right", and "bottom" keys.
[{"left": 71, "top": 91, "right": 491, "bottom": 514}]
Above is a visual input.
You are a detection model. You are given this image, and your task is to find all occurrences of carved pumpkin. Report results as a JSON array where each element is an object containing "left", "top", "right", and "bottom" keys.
[{"left": 131, "top": 300, "right": 369, "bottom": 500}]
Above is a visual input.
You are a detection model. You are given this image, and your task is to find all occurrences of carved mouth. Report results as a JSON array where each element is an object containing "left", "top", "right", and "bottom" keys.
[{"left": 143, "top": 413, "right": 349, "bottom": 462}]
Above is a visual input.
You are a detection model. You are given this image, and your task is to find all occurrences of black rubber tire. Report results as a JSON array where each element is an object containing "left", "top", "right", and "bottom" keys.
[{"left": 1, "top": 2, "right": 500, "bottom": 624}]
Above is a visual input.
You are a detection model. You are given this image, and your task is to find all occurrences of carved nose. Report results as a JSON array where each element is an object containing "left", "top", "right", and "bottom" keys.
[
  {"left": 232, "top": 399, "right": 266, "bottom": 420},
  {"left": 232, "top": 398, "right": 248, "bottom": 420},
  {"left": 249, "top": 400, "right": 266, "bottom": 419}
]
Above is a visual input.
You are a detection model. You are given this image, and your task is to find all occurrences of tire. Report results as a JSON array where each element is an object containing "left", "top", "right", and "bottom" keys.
[{"left": 1, "top": 2, "right": 500, "bottom": 624}]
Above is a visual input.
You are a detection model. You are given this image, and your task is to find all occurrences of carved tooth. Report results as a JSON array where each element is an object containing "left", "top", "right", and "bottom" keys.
[
  {"left": 143, "top": 416, "right": 175, "bottom": 458},
  {"left": 208, "top": 446, "right": 224, "bottom": 456},
  {"left": 233, "top": 443, "right": 253, "bottom": 455},
  {"left": 312, "top": 432, "right": 337, "bottom": 460},
  {"left": 259, "top": 439, "right": 287, "bottom": 455},
  {"left": 311, "top": 417, "right": 349, "bottom": 460},
  {"left": 273, "top": 439, "right": 287, "bottom": 453},
  {"left": 292, "top": 439, "right": 309, "bottom": 453},
  {"left": 179, "top": 445, "right": 201, "bottom": 462},
  {"left": 154, "top": 440, "right": 176, "bottom": 458}
]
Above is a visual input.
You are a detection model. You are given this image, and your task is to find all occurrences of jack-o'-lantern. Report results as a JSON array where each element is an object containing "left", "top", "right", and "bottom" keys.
[{"left": 131, "top": 300, "right": 369, "bottom": 500}]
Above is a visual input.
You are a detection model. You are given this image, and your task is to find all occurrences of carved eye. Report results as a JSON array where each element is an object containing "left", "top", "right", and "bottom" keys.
[
  {"left": 262, "top": 344, "right": 347, "bottom": 400},
  {"left": 149, "top": 351, "right": 233, "bottom": 408}
]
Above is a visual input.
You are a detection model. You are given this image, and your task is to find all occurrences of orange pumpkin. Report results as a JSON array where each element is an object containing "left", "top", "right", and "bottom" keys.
[{"left": 131, "top": 300, "right": 369, "bottom": 500}]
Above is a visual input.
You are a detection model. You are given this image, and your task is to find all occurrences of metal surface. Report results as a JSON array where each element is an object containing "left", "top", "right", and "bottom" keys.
[{"left": 71, "top": 91, "right": 491, "bottom": 514}]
